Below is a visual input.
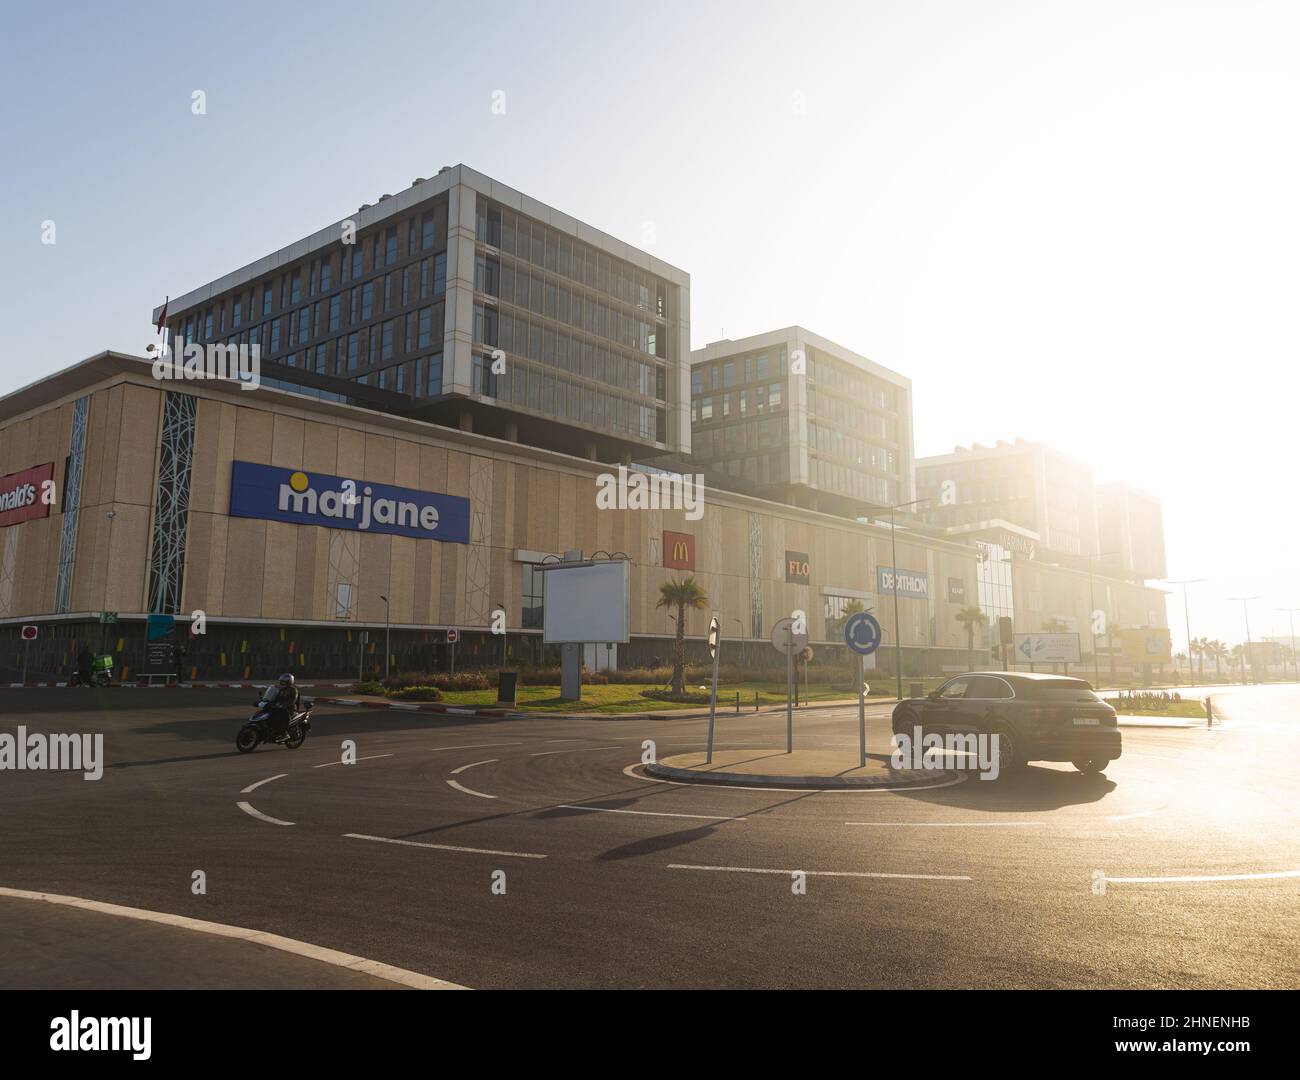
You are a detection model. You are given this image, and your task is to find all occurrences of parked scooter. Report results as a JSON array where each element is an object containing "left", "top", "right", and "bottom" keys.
[
  {"left": 71, "top": 654, "right": 114, "bottom": 687},
  {"left": 235, "top": 690, "right": 313, "bottom": 753}
]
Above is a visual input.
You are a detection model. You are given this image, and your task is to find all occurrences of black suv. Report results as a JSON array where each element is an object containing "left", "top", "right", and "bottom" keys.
[{"left": 891, "top": 672, "right": 1121, "bottom": 774}]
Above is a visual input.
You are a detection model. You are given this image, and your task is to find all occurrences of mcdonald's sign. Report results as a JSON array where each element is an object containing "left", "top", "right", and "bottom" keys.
[{"left": 663, "top": 530, "right": 695, "bottom": 570}]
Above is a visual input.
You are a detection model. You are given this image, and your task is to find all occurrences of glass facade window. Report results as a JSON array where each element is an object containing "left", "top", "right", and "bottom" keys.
[{"left": 522, "top": 564, "right": 545, "bottom": 629}]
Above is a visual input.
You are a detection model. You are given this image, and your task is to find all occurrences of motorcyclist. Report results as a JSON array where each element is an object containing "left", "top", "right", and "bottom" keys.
[{"left": 264, "top": 673, "right": 300, "bottom": 741}]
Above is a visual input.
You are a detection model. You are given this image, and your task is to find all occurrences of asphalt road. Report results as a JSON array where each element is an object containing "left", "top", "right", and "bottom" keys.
[{"left": 1, "top": 683, "right": 1297, "bottom": 989}]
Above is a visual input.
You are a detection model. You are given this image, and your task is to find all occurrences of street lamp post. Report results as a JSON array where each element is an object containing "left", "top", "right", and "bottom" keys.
[
  {"left": 379, "top": 594, "right": 391, "bottom": 680},
  {"left": 1085, "top": 552, "right": 1120, "bottom": 689},
  {"left": 1163, "top": 578, "right": 1206, "bottom": 685},
  {"left": 1277, "top": 608, "right": 1299, "bottom": 682},
  {"left": 1228, "top": 595, "right": 1261, "bottom": 684},
  {"left": 886, "top": 498, "right": 930, "bottom": 702},
  {"left": 733, "top": 617, "right": 745, "bottom": 675},
  {"left": 495, "top": 600, "right": 508, "bottom": 667}
]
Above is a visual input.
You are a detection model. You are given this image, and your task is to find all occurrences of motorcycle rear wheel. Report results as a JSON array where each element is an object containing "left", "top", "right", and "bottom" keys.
[
  {"left": 284, "top": 728, "right": 307, "bottom": 749},
  {"left": 235, "top": 728, "right": 260, "bottom": 753}
]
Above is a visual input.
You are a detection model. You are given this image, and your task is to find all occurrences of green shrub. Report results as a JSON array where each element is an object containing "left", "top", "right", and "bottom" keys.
[
  {"left": 640, "top": 687, "right": 711, "bottom": 705},
  {"left": 389, "top": 685, "right": 444, "bottom": 701},
  {"left": 356, "top": 681, "right": 386, "bottom": 695},
  {"left": 382, "top": 671, "right": 492, "bottom": 692}
]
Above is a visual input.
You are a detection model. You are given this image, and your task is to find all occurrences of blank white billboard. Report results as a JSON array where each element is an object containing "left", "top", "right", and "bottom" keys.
[{"left": 542, "top": 560, "right": 629, "bottom": 644}]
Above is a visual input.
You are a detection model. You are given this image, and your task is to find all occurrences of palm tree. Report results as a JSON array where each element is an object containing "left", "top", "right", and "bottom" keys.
[
  {"left": 955, "top": 605, "right": 988, "bottom": 671},
  {"left": 1106, "top": 623, "right": 1124, "bottom": 685},
  {"left": 1191, "top": 636, "right": 1209, "bottom": 682},
  {"left": 1204, "top": 640, "right": 1227, "bottom": 681},
  {"left": 1229, "top": 643, "right": 1246, "bottom": 683},
  {"left": 656, "top": 577, "right": 709, "bottom": 695}
]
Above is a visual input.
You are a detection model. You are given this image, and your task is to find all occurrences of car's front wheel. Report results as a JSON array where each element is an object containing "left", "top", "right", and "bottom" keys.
[{"left": 989, "top": 725, "right": 1021, "bottom": 774}]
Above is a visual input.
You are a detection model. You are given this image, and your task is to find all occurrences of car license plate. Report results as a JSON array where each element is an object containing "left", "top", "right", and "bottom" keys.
[{"left": 1073, "top": 717, "right": 1100, "bottom": 726}]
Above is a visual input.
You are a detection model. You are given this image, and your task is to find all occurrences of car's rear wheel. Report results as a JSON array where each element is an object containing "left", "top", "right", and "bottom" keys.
[{"left": 1072, "top": 757, "right": 1111, "bottom": 774}]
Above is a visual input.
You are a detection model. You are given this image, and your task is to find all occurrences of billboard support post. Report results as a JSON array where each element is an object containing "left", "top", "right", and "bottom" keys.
[{"left": 559, "top": 549, "right": 585, "bottom": 702}]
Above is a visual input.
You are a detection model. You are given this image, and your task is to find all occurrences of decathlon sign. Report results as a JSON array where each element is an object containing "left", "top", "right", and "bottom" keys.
[
  {"left": 877, "top": 566, "right": 929, "bottom": 599},
  {"left": 228, "top": 462, "right": 470, "bottom": 543}
]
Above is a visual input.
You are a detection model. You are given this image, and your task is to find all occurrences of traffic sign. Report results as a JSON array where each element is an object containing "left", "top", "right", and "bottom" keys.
[
  {"left": 20, "top": 624, "right": 37, "bottom": 641},
  {"left": 446, "top": 627, "right": 460, "bottom": 644},
  {"left": 707, "top": 615, "right": 720, "bottom": 660},
  {"left": 770, "top": 617, "right": 808, "bottom": 654},
  {"left": 843, "top": 611, "right": 882, "bottom": 656}
]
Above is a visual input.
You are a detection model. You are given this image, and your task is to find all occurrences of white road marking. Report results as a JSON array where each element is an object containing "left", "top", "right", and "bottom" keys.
[
  {"left": 449, "top": 758, "right": 497, "bottom": 775},
  {"left": 1107, "top": 808, "right": 1165, "bottom": 821},
  {"left": 558, "top": 804, "right": 746, "bottom": 821},
  {"left": 313, "top": 754, "right": 394, "bottom": 769},
  {"left": 236, "top": 801, "right": 295, "bottom": 826},
  {"left": 428, "top": 742, "right": 520, "bottom": 752},
  {"left": 344, "top": 833, "right": 546, "bottom": 859},
  {"left": 530, "top": 746, "right": 621, "bottom": 757},
  {"left": 240, "top": 773, "right": 288, "bottom": 794},
  {"left": 1106, "top": 869, "right": 1300, "bottom": 884},
  {"left": 668, "top": 863, "right": 971, "bottom": 881},
  {"left": 623, "top": 763, "right": 966, "bottom": 793},
  {"left": 0, "top": 886, "right": 463, "bottom": 989},
  {"left": 845, "top": 820, "right": 1044, "bottom": 827},
  {"left": 446, "top": 780, "right": 496, "bottom": 800}
]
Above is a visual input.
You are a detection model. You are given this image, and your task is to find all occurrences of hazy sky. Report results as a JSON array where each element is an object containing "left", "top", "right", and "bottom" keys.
[{"left": 1, "top": 0, "right": 1295, "bottom": 649}]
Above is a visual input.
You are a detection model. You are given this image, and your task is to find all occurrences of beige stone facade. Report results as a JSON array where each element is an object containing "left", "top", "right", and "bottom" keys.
[{"left": 0, "top": 353, "right": 1168, "bottom": 678}]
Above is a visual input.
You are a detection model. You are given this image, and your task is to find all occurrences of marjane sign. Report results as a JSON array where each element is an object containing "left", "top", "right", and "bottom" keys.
[
  {"left": 229, "top": 462, "right": 470, "bottom": 543},
  {"left": 0, "top": 463, "right": 54, "bottom": 529}
]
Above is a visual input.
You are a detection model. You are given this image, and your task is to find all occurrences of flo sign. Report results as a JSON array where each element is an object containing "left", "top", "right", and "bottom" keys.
[{"left": 229, "top": 462, "right": 470, "bottom": 543}]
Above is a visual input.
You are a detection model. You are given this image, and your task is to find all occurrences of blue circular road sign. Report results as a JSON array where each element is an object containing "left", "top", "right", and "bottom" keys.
[{"left": 844, "top": 611, "right": 882, "bottom": 655}]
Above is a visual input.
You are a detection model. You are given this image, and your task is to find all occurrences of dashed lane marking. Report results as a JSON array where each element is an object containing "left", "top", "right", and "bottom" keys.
[
  {"left": 236, "top": 801, "right": 295, "bottom": 826},
  {"left": 529, "top": 746, "right": 621, "bottom": 757},
  {"left": 344, "top": 833, "right": 546, "bottom": 859},
  {"left": 668, "top": 863, "right": 971, "bottom": 881},
  {"left": 1105, "top": 869, "right": 1300, "bottom": 884},
  {"left": 557, "top": 804, "right": 746, "bottom": 821},
  {"left": 844, "top": 820, "right": 1045, "bottom": 827},
  {"left": 314, "top": 754, "right": 394, "bottom": 768},
  {"left": 446, "top": 780, "right": 496, "bottom": 800}
]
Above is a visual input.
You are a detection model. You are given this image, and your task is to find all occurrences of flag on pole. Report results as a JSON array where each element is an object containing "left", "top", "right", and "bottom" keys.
[{"left": 155, "top": 297, "right": 169, "bottom": 336}]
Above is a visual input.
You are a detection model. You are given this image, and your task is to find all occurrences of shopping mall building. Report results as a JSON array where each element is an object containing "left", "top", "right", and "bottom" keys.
[{"left": 0, "top": 166, "right": 1171, "bottom": 682}]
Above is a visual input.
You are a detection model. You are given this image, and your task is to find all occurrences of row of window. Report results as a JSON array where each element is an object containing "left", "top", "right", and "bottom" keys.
[
  {"left": 476, "top": 199, "right": 671, "bottom": 321},
  {"left": 691, "top": 349, "right": 784, "bottom": 395},
  {"left": 171, "top": 205, "right": 446, "bottom": 352},
  {"left": 807, "top": 421, "right": 897, "bottom": 475},
  {"left": 694, "top": 417, "right": 788, "bottom": 458},
  {"left": 812, "top": 458, "right": 892, "bottom": 504},
  {"left": 693, "top": 384, "right": 784, "bottom": 422},
  {"left": 474, "top": 353, "right": 667, "bottom": 442},
  {"left": 478, "top": 251, "right": 667, "bottom": 359},
  {"left": 472, "top": 304, "right": 668, "bottom": 403},
  {"left": 807, "top": 389, "right": 898, "bottom": 441},
  {"left": 807, "top": 348, "right": 900, "bottom": 411}
]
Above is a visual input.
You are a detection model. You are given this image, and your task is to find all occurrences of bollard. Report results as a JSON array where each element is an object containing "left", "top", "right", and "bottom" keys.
[
  {"left": 754, "top": 689, "right": 759, "bottom": 712},
  {"left": 1205, "top": 696, "right": 1213, "bottom": 727},
  {"left": 735, "top": 690, "right": 740, "bottom": 714}
]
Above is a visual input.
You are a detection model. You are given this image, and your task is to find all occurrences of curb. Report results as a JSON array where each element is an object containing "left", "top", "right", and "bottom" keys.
[
  {"left": 315, "top": 696, "right": 520, "bottom": 719},
  {"left": 643, "top": 759, "right": 960, "bottom": 790},
  {"left": 0, "top": 886, "right": 465, "bottom": 990}
]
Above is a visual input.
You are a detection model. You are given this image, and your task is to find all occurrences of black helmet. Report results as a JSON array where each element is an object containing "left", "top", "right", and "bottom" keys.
[{"left": 278, "top": 672, "right": 295, "bottom": 685}]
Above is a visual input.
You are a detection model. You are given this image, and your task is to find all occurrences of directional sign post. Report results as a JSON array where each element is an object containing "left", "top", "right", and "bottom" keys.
[
  {"left": 706, "top": 614, "right": 721, "bottom": 763},
  {"left": 844, "top": 611, "right": 883, "bottom": 768},
  {"left": 772, "top": 617, "right": 809, "bottom": 752}
]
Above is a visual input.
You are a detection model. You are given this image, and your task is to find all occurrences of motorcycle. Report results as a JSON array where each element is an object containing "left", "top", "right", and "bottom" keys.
[
  {"left": 235, "top": 691, "right": 313, "bottom": 753},
  {"left": 71, "top": 654, "right": 114, "bottom": 688}
]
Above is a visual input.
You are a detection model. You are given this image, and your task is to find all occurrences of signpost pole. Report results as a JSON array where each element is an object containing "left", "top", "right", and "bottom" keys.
[
  {"left": 22, "top": 638, "right": 30, "bottom": 684},
  {"left": 858, "top": 653, "right": 866, "bottom": 769},
  {"left": 785, "top": 639, "right": 793, "bottom": 753},
  {"left": 706, "top": 617, "right": 720, "bottom": 765}
]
